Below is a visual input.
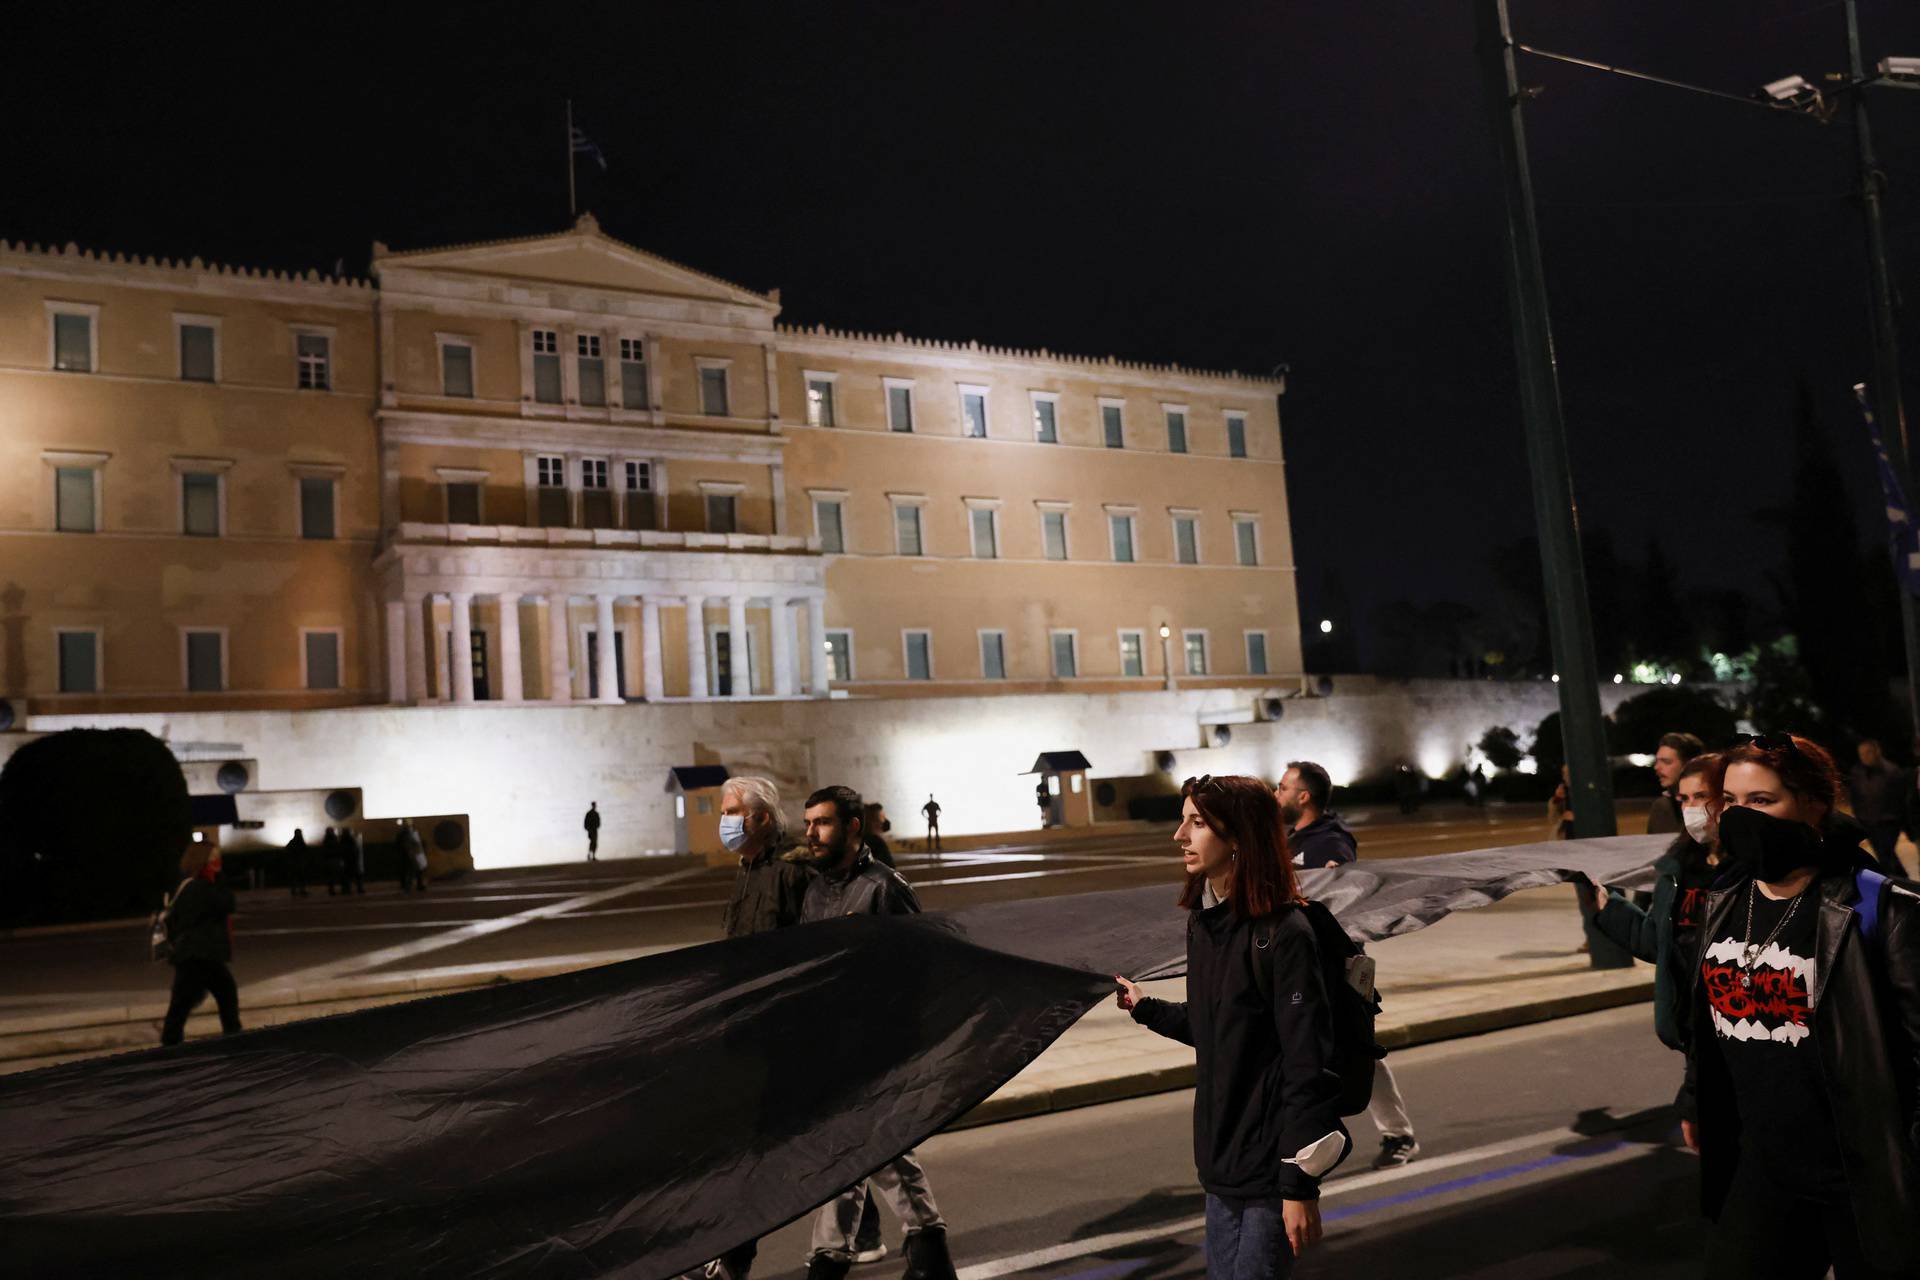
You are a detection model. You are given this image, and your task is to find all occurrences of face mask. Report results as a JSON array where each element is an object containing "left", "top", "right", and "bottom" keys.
[
  {"left": 718, "top": 814, "right": 751, "bottom": 853},
  {"left": 1717, "top": 804, "right": 1823, "bottom": 882},
  {"left": 1682, "top": 805, "right": 1712, "bottom": 844}
]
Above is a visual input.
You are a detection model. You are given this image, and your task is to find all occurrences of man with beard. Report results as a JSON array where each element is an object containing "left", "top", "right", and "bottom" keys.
[{"left": 799, "top": 785, "right": 957, "bottom": 1280}]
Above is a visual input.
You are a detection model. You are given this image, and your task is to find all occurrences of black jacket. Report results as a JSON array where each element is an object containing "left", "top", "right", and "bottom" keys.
[
  {"left": 1682, "top": 869, "right": 1920, "bottom": 1271},
  {"left": 1132, "top": 902, "right": 1347, "bottom": 1200},
  {"left": 800, "top": 851, "right": 919, "bottom": 921},
  {"left": 168, "top": 877, "right": 235, "bottom": 966},
  {"left": 721, "top": 843, "right": 814, "bottom": 938},
  {"left": 1289, "top": 813, "right": 1356, "bottom": 870},
  {"left": 1646, "top": 793, "right": 1683, "bottom": 836}
]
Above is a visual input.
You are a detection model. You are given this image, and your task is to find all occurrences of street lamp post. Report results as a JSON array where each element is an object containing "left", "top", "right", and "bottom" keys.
[{"left": 1159, "top": 623, "right": 1177, "bottom": 692}]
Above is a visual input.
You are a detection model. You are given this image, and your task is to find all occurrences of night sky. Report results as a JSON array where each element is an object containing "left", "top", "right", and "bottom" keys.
[{"left": 8, "top": 1, "right": 1920, "bottom": 666}]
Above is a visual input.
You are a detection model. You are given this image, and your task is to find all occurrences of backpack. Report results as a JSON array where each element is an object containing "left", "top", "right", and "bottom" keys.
[
  {"left": 1251, "top": 901, "right": 1385, "bottom": 1117},
  {"left": 149, "top": 878, "right": 193, "bottom": 963}
]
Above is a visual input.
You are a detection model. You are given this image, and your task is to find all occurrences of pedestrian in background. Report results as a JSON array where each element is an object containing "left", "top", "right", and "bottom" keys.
[
  {"left": 920, "top": 795, "right": 942, "bottom": 852},
  {"left": 284, "top": 828, "right": 310, "bottom": 897},
  {"left": 159, "top": 843, "right": 242, "bottom": 1047},
  {"left": 1647, "top": 732, "right": 1706, "bottom": 836},
  {"left": 397, "top": 819, "right": 428, "bottom": 893},
  {"left": 862, "top": 802, "right": 895, "bottom": 868},
  {"left": 342, "top": 825, "right": 366, "bottom": 895},
  {"left": 1117, "top": 775, "right": 1347, "bottom": 1275},
  {"left": 320, "top": 827, "right": 344, "bottom": 895},
  {"left": 584, "top": 801, "right": 602, "bottom": 862},
  {"left": 1848, "top": 738, "right": 1905, "bottom": 876}
]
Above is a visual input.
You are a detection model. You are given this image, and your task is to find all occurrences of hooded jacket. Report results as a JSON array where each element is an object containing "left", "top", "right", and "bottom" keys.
[
  {"left": 1681, "top": 867, "right": 1920, "bottom": 1271},
  {"left": 1131, "top": 900, "right": 1348, "bottom": 1200},
  {"left": 1289, "top": 813, "right": 1356, "bottom": 870},
  {"left": 1593, "top": 831, "right": 1714, "bottom": 1051}
]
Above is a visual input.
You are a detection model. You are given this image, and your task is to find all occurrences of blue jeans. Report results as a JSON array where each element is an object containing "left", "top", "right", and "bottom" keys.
[{"left": 1204, "top": 1194, "right": 1294, "bottom": 1280}]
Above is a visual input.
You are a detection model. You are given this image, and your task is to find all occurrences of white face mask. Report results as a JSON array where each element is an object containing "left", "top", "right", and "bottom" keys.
[
  {"left": 1682, "top": 805, "right": 1712, "bottom": 844},
  {"left": 718, "top": 814, "right": 751, "bottom": 853}
]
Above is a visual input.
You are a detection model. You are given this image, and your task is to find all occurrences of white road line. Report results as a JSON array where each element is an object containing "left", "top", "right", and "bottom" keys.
[
  {"left": 253, "top": 866, "right": 710, "bottom": 993},
  {"left": 954, "top": 1122, "right": 1600, "bottom": 1279},
  {"left": 913, "top": 862, "right": 1146, "bottom": 889}
]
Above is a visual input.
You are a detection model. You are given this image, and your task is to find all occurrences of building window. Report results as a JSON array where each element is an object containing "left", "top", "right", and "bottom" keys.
[
  {"left": 887, "top": 382, "right": 915, "bottom": 432},
  {"left": 52, "top": 310, "right": 95, "bottom": 372},
  {"left": 1234, "top": 517, "right": 1260, "bottom": 566},
  {"left": 1227, "top": 413, "right": 1248, "bottom": 458},
  {"left": 806, "top": 377, "right": 837, "bottom": 427},
  {"left": 619, "top": 338, "right": 649, "bottom": 410},
  {"left": 577, "top": 334, "right": 606, "bottom": 407},
  {"left": 57, "top": 630, "right": 99, "bottom": 693},
  {"left": 894, "top": 503, "right": 924, "bottom": 556},
  {"left": 1119, "top": 629, "right": 1146, "bottom": 678},
  {"left": 55, "top": 467, "right": 98, "bottom": 533},
  {"left": 180, "top": 323, "right": 217, "bottom": 382},
  {"left": 700, "top": 365, "right": 731, "bottom": 416},
  {"left": 1102, "top": 403, "right": 1125, "bottom": 449},
  {"left": 1173, "top": 514, "right": 1199, "bottom": 564},
  {"left": 1108, "top": 513, "right": 1136, "bottom": 563},
  {"left": 299, "top": 476, "right": 336, "bottom": 539},
  {"left": 959, "top": 387, "right": 989, "bottom": 438},
  {"left": 580, "top": 458, "right": 613, "bottom": 528},
  {"left": 815, "top": 498, "right": 846, "bottom": 554},
  {"left": 705, "top": 493, "right": 738, "bottom": 534},
  {"left": 1041, "top": 509, "right": 1069, "bottom": 561},
  {"left": 185, "top": 630, "right": 225, "bottom": 692},
  {"left": 1050, "top": 631, "right": 1078, "bottom": 678},
  {"left": 1184, "top": 631, "right": 1210, "bottom": 676},
  {"left": 446, "top": 481, "right": 482, "bottom": 525},
  {"left": 536, "top": 455, "right": 569, "bottom": 526},
  {"left": 1031, "top": 394, "right": 1060, "bottom": 444},
  {"left": 532, "top": 329, "right": 561, "bottom": 404},
  {"left": 979, "top": 631, "right": 1007, "bottom": 679},
  {"left": 304, "top": 630, "right": 342, "bottom": 691},
  {"left": 296, "top": 332, "right": 331, "bottom": 390},
  {"left": 903, "top": 630, "right": 933, "bottom": 681},
  {"left": 623, "top": 461, "right": 656, "bottom": 530},
  {"left": 969, "top": 507, "right": 998, "bottom": 559},
  {"left": 1246, "top": 631, "right": 1270, "bottom": 676},
  {"left": 824, "top": 629, "right": 853, "bottom": 682},
  {"left": 182, "top": 472, "right": 221, "bottom": 537},
  {"left": 441, "top": 341, "right": 475, "bottom": 398},
  {"left": 1166, "top": 409, "right": 1188, "bottom": 454}
]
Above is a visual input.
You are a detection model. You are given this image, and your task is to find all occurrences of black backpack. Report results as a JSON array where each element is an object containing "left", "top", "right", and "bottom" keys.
[{"left": 1250, "top": 901, "right": 1385, "bottom": 1116}]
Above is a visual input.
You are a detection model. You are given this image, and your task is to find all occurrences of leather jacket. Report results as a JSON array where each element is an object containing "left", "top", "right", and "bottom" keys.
[
  {"left": 800, "top": 850, "right": 919, "bottom": 921},
  {"left": 1681, "top": 868, "right": 1920, "bottom": 1270}
]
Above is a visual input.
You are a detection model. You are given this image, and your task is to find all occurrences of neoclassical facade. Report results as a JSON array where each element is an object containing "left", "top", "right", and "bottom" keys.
[{"left": 0, "top": 217, "right": 1298, "bottom": 713}]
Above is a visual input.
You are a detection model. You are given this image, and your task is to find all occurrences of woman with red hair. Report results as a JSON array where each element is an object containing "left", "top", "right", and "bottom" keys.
[{"left": 1115, "top": 775, "right": 1348, "bottom": 1277}]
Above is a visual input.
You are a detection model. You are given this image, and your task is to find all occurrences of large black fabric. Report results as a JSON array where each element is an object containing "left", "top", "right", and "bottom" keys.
[{"left": 0, "top": 834, "right": 1664, "bottom": 1279}]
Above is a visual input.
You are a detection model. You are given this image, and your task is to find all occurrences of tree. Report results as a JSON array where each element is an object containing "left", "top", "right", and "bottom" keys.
[
  {"left": 1637, "top": 539, "right": 1691, "bottom": 669},
  {"left": 1478, "top": 725, "right": 1524, "bottom": 772},
  {"left": 1608, "top": 686, "right": 1738, "bottom": 755}
]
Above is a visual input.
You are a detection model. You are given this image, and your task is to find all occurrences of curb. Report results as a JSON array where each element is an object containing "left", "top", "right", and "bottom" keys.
[{"left": 945, "top": 975, "right": 1655, "bottom": 1130}]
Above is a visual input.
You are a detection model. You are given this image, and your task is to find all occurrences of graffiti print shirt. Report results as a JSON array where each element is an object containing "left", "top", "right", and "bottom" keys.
[{"left": 1701, "top": 886, "right": 1847, "bottom": 1199}]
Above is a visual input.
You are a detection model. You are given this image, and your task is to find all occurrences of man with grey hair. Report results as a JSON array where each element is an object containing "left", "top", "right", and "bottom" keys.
[{"left": 719, "top": 775, "right": 813, "bottom": 939}]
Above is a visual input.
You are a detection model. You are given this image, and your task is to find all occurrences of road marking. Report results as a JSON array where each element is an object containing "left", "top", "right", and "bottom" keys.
[
  {"left": 253, "top": 866, "right": 709, "bottom": 993},
  {"left": 953, "top": 1121, "right": 1620, "bottom": 1279}
]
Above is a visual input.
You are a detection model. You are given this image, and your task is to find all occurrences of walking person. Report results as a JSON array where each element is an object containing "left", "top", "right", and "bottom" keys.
[
  {"left": 1117, "top": 775, "right": 1348, "bottom": 1276},
  {"left": 1848, "top": 738, "right": 1907, "bottom": 876},
  {"left": 1648, "top": 732, "right": 1706, "bottom": 836},
  {"left": 1275, "top": 761, "right": 1416, "bottom": 1167},
  {"left": 920, "top": 794, "right": 942, "bottom": 853},
  {"left": 158, "top": 843, "right": 242, "bottom": 1046},
  {"left": 320, "top": 827, "right": 344, "bottom": 896},
  {"left": 1681, "top": 733, "right": 1920, "bottom": 1278},
  {"left": 584, "top": 801, "right": 601, "bottom": 862},
  {"left": 397, "top": 819, "right": 428, "bottom": 892},
  {"left": 800, "top": 785, "right": 956, "bottom": 1280},
  {"left": 342, "top": 825, "right": 366, "bottom": 895},
  {"left": 284, "top": 828, "right": 310, "bottom": 897}
]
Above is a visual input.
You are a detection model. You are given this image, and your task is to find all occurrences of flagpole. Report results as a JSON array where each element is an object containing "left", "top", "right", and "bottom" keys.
[{"left": 566, "top": 98, "right": 577, "bottom": 220}]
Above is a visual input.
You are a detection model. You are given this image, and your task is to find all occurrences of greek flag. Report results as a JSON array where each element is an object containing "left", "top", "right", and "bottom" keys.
[
  {"left": 1856, "top": 382, "right": 1920, "bottom": 594},
  {"left": 570, "top": 125, "right": 607, "bottom": 172}
]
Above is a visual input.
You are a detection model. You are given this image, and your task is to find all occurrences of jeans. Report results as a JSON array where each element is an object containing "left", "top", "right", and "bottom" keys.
[
  {"left": 160, "top": 957, "right": 241, "bottom": 1046},
  {"left": 810, "top": 1150, "right": 944, "bottom": 1260},
  {"left": 1204, "top": 1194, "right": 1293, "bottom": 1279}
]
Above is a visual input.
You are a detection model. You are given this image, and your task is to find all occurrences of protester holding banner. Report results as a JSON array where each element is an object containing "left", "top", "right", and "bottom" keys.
[{"left": 1116, "top": 775, "right": 1348, "bottom": 1277}]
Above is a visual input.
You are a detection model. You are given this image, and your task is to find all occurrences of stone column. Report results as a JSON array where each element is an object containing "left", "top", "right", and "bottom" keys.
[
  {"left": 641, "top": 597, "right": 665, "bottom": 701},
  {"left": 498, "top": 594, "right": 524, "bottom": 702},
  {"left": 685, "top": 597, "right": 710, "bottom": 699},
  {"left": 385, "top": 601, "right": 407, "bottom": 705},
  {"left": 806, "top": 595, "right": 830, "bottom": 696},
  {"left": 404, "top": 593, "right": 428, "bottom": 703},
  {"left": 547, "top": 595, "right": 573, "bottom": 702},
  {"left": 449, "top": 591, "right": 476, "bottom": 703},
  {"left": 594, "top": 593, "right": 621, "bottom": 704},
  {"left": 770, "top": 596, "right": 795, "bottom": 697},
  {"left": 727, "top": 595, "right": 750, "bottom": 698}
]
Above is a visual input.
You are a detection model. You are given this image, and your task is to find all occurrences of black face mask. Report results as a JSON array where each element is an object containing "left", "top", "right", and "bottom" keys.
[{"left": 1718, "top": 804, "right": 1824, "bottom": 882}]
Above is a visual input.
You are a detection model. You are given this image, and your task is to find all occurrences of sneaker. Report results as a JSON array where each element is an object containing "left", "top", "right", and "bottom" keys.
[
  {"left": 1372, "top": 1134, "right": 1420, "bottom": 1168},
  {"left": 851, "top": 1243, "right": 888, "bottom": 1265}
]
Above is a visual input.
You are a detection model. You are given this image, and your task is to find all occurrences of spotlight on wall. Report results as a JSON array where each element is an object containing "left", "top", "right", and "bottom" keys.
[
  {"left": 1213, "top": 724, "right": 1233, "bottom": 748},
  {"left": 1158, "top": 623, "right": 1171, "bottom": 640}
]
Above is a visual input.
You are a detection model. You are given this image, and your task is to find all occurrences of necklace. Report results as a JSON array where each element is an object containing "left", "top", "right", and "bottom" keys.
[{"left": 1738, "top": 881, "right": 1804, "bottom": 989}]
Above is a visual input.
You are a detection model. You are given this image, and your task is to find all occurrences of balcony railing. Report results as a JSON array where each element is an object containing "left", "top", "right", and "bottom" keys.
[{"left": 392, "top": 521, "right": 820, "bottom": 554}]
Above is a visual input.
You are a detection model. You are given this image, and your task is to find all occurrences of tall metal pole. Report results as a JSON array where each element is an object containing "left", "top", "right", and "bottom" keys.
[
  {"left": 1479, "top": 0, "right": 1631, "bottom": 967},
  {"left": 566, "top": 99, "right": 577, "bottom": 221},
  {"left": 1847, "top": 0, "right": 1920, "bottom": 733}
]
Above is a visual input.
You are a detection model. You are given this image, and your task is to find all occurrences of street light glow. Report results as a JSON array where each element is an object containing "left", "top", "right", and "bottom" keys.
[
  {"left": 1158, "top": 624, "right": 1170, "bottom": 639},
  {"left": 1318, "top": 619, "right": 1334, "bottom": 634},
  {"left": 1612, "top": 674, "right": 1623, "bottom": 684}
]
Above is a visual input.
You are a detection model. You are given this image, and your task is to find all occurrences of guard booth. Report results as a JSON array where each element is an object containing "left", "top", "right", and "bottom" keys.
[
  {"left": 1025, "top": 750, "right": 1093, "bottom": 829},
  {"left": 668, "top": 765, "right": 731, "bottom": 862}
]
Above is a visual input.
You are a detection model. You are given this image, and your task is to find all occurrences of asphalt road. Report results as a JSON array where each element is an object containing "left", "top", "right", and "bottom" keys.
[{"left": 745, "top": 1004, "right": 1700, "bottom": 1280}]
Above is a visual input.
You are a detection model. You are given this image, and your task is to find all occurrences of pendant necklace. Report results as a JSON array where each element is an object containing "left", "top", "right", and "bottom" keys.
[{"left": 1738, "top": 881, "right": 1803, "bottom": 989}]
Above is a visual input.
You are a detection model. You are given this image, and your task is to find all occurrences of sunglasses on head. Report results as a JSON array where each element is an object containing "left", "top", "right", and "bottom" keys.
[{"left": 1182, "top": 774, "right": 1220, "bottom": 795}]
